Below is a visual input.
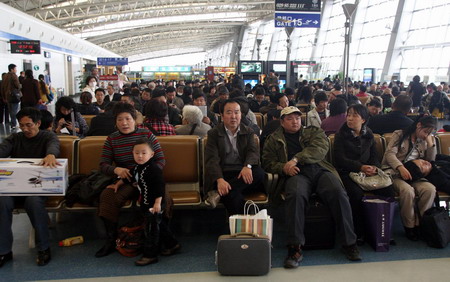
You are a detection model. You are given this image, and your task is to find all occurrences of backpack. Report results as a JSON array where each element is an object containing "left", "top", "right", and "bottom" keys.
[
  {"left": 116, "top": 219, "right": 145, "bottom": 257},
  {"left": 65, "top": 171, "right": 115, "bottom": 207}
]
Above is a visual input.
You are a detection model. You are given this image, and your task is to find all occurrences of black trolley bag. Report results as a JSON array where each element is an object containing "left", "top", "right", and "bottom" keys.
[
  {"left": 303, "top": 195, "right": 335, "bottom": 249},
  {"left": 421, "top": 194, "right": 450, "bottom": 248},
  {"left": 216, "top": 233, "right": 271, "bottom": 276}
]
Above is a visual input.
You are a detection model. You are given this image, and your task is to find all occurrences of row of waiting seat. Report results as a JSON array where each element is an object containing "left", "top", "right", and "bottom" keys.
[{"left": 18, "top": 131, "right": 450, "bottom": 213}]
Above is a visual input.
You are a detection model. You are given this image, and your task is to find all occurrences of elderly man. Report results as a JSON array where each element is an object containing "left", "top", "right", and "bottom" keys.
[
  {"left": 204, "top": 99, "right": 264, "bottom": 214},
  {"left": 262, "top": 106, "right": 361, "bottom": 269},
  {"left": 0, "top": 107, "right": 60, "bottom": 267}
]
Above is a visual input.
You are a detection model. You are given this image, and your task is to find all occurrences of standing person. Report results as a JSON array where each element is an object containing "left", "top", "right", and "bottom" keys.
[
  {"left": 0, "top": 73, "right": 10, "bottom": 124},
  {"left": 262, "top": 106, "right": 361, "bottom": 268},
  {"left": 95, "top": 102, "right": 165, "bottom": 258},
  {"left": 106, "top": 138, "right": 179, "bottom": 266},
  {"left": 382, "top": 116, "right": 437, "bottom": 241},
  {"left": 333, "top": 104, "right": 395, "bottom": 243},
  {"left": 204, "top": 99, "right": 265, "bottom": 213},
  {"left": 407, "top": 75, "right": 425, "bottom": 109},
  {"left": 21, "top": 70, "right": 41, "bottom": 108},
  {"left": 38, "top": 74, "right": 50, "bottom": 105},
  {"left": 0, "top": 107, "right": 60, "bottom": 267},
  {"left": 1, "top": 64, "right": 20, "bottom": 129},
  {"left": 82, "top": 76, "right": 98, "bottom": 102}
]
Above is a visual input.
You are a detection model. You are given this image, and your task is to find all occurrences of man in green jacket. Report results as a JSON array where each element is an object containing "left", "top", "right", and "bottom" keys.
[{"left": 262, "top": 106, "right": 361, "bottom": 268}]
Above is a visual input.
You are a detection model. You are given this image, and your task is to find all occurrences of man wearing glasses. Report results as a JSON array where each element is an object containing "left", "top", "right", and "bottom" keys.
[{"left": 0, "top": 107, "right": 60, "bottom": 267}]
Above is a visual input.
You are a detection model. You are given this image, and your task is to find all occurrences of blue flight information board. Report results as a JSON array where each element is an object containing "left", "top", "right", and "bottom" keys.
[
  {"left": 97, "top": 57, "right": 128, "bottom": 66},
  {"left": 275, "top": 12, "right": 320, "bottom": 28}
]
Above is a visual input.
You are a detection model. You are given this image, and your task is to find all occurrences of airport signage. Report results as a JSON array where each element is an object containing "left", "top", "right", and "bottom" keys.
[
  {"left": 275, "top": 12, "right": 320, "bottom": 28},
  {"left": 275, "top": 0, "right": 320, "bottom": 28},
  {"left": 10, "top": 40, "right": 41, "bottom": 54},
  {"left": 97, "top": 57, "right": 128, "bottom": 66},
  {"left": 275, "top": 0, "right": 321, "bottom": 12}
]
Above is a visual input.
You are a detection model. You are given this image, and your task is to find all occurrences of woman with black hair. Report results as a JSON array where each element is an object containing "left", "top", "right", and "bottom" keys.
[
  {"left": 334, "top": 104, "right": 395, "bottom": 243},
  {"left": 382, "top": 115, "right": 437, "bottom": 241},
  {"left": 21, "top": 70, "right": 41, "bottom": 108},
  {"left": 53, "top": 96, "right": 88, "bottom": 138},
  {"left": 38, "top": 74, "right": 50, "bottom": 104}
]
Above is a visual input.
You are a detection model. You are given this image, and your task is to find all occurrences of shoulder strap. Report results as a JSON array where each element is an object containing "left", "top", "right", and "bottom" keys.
[
  {"left": 189, "top": 123, "right": 198, "bottom": 135},
  {"left": 144, "top": 123, "right": 159, "bottom": 136}
]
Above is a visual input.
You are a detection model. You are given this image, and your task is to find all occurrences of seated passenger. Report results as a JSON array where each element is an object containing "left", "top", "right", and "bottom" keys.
[
  {"left": 262, "top": 106, "right": 361, "bottom": 268},
  {"left": 77, "top": 92, "right": 100, "bottom": 115},
  {"left": 333, "top": 104, "right": 395, "bottom": 243},
  {"left": 121, "top": 94, "right": 144, "bottom": 125},
  {"left": 321, "top": 98, "right": 347, "bottom": 136},
  {"left": 176, "top": 105, "right": 211, "bottom": 137},
  {"left": 107, "top": 138, "right": 179, "bottom": 266},
  {"left": 166, "top": 86, "right": 184, "bottom": 111},
  {"left": 192, "top": 93, "right": 217, "bottom": 128},
  {"left": 249, "top": 87, "right": 269, "bottom": 113},
  {"left": 381, "top": 116, "right": 437, "bottom": 241},
  {"left": 95, "top": 103, "right": 165, "bottom": 258},
  {"left": 0, "top": 107, "right": 60, "bottom": 267},
  {"left": 284, "top": 87, "right": 296, "bottom": 107},
  {"left": 39, "top": 109, "right": 54, "bottom": 131},
  {"left": 211, "top": 86, "right": 230, "bottom": 114},
  {"left": 151, "top": 88, "right": 182, "bottom": 126},
  {"left": 204, "top": 99, "right": 265, "bottom": 213},
  {"left": 53, "top": 96, "right": 89, "bottom": 138},
  {"left": 94, "top": 88, "right": 109, "bottom": 112},
  {"left": 306, "top": 92, "right": 329, "bottom": 128},
  {"left": 143, "top": 99, "right": 176, "bottom": 136},
  {"left": 366, "top": 98, "right": 382, "bottom": 117},
  {"left": 86, "top": 102, "right": 117, "bottom": 136},
  {"left": 367, "top": 94, "right": 414, "bottom": 135}
]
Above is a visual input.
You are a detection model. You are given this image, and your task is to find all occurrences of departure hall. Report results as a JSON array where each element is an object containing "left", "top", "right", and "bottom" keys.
[{"left": 0, "top": 0, "right": 450, "bottom": 281}]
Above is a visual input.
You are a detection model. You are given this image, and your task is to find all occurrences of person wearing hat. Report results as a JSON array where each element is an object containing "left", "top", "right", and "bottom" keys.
[
  {"left": 262, "top": 106, "right": 361, "bottom": 269},
  {"left": 204, "top": 99, "right": 265, "bottom": 213}
]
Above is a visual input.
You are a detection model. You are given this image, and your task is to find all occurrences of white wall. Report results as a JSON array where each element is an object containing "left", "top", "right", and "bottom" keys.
[{"left": 0, "top": 3, "right": 119, "bottom": 94}]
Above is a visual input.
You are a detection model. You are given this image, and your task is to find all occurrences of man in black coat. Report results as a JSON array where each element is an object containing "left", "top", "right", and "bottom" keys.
[{"left": 367, "top": 94, "right": 414, "bottom": 135}]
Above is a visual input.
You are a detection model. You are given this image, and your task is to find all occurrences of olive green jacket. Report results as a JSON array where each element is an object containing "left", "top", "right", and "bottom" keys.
[{"left": 262, "top": 126, "right": 341, "bottom": 205}]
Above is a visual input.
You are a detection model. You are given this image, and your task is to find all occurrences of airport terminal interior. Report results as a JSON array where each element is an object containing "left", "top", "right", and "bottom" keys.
[{"left": 0, "top": 0, "right": 450, "bottom": 281}]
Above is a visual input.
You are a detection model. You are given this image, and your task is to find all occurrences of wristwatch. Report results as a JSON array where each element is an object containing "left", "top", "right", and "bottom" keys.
[
  {"left": 246, "top": 164, "right": 252, "bottom": 169},
  {"left": 291, "top": 157, "right": 298, "bottom": 164}
]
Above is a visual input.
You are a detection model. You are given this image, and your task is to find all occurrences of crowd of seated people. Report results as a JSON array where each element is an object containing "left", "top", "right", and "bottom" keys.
[{"left": 2, "top": 71, "right": 450, "bottom": 269}]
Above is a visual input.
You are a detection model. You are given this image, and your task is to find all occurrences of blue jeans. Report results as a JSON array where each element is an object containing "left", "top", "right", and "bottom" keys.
[
  {"left": 8, "top": 102, "right": 19, "bottom": 127},
  {"left": 0, "top": 196, "right": 49, "bottom": 254}
]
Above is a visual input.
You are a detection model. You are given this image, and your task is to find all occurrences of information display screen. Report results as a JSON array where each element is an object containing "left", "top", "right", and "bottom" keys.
[
  {"left": 240, "top": 61, "right": 263, "bottom": 74},
  {"left": 10, "top": 40, "right": 41, "bottom": 54}
]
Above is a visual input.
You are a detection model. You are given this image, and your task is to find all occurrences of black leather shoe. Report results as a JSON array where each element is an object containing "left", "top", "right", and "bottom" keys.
[
  {"left": 37, "top": 248, "right": 51, "bottom": 266},
  {"left": 0, "top": 252, "right": 13, "bottom": 268},
  {"left": 95, "top": 241, "right": 116, "bottom": 258}
]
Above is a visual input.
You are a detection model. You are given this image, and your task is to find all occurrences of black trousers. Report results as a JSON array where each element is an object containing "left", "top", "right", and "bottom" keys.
[
  {"left": 215, "top": 166, "right": 265, "bottom": 215},
  {"left": 340, "top": 173, "right": 395, "bottom": 238},
  {"left": 142, "top": 211, "right": 178, "bottom": 258},
  {"left": 285, "top": 165, "right": 356, "bottom": 247},
  {"left": 0, "top": 100, "right": 9, "bottom": 123}
]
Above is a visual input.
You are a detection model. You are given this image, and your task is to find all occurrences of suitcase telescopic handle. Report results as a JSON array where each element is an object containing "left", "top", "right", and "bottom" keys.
[{"left": 230, "top": 232, "right": 260, "bottom": 238}]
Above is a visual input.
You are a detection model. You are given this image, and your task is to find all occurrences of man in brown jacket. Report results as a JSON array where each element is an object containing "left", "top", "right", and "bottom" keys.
[
  {"left": 1, "top": 64, "right": 21, "bottom": 129},
  {"left": 204, "top": 99, "right": 264, "bottom": 215}
]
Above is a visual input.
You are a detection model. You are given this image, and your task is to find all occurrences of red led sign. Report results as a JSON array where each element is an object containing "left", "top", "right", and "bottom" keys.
[{"left": 10, "top": 40, "right": 41, "bottom": 54}]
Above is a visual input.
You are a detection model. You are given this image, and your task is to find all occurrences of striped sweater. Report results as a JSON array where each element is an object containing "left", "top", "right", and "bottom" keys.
[{"left": 100, "top": 128, "right": 165, "bottom": 176}]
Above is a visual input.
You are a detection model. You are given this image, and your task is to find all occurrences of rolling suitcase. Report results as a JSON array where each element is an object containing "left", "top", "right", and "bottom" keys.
[
  {"left": 216, "top": 233, "right": 271, "bottom": 276},
  {"left": 303, "top": 198, "right": 335, "bottom": 249}
]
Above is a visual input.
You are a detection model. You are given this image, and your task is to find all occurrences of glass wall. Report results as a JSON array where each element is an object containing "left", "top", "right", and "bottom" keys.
[{"left": 205, "top": 0, "right": 450, "bottom": 84}]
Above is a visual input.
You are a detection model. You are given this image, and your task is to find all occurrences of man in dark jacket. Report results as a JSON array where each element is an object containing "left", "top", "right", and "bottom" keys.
[
  {"left": 0, "top": 107, "right": 60, "bottom": 267},
  {"left": 367, "top": 94, "right": 414, "bottom": 135},
  {"left": 204, "top": 99, "right": 264, "bottom": 215},
  {"left": 262, "top": 106, "right": 361, "bottom": 268},
  {"left": 86, "top": 102, "right": 117, "bottom": 136},
  {"left": 1, "top": 64, "right": 21, "bottom": 129}
]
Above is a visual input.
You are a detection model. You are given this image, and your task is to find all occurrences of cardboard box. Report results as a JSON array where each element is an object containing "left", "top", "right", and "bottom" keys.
[{"left": 0, "top": 158, "right": 68, "bottom": 196}]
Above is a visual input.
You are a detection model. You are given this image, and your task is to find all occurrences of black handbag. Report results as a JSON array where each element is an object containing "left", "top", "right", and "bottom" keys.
[
  {"left": 9, "top": 88, "right": 22, "bottom": 103},
  {"left": 421, "top": 194, "right": 450, "bottom": 248}
]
